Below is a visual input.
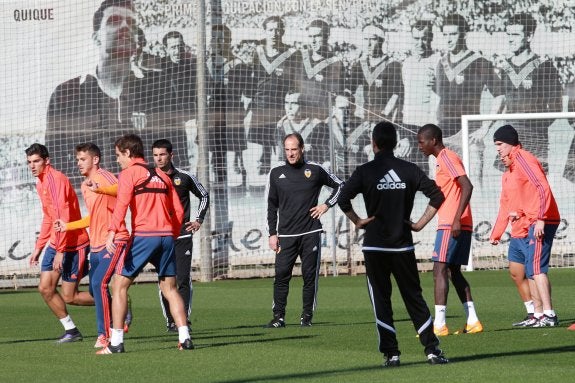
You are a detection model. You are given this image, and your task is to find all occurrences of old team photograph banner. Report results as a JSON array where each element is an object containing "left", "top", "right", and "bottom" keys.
[{"left": 1, "top": 0, "right": 575, "bottom": 277}]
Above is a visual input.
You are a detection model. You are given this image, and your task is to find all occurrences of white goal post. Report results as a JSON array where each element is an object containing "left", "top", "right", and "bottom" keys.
[{"left": 461, "top": 112, "right": 575, "bottom": 271}]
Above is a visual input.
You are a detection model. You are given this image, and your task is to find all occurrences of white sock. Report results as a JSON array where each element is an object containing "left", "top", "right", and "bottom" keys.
[
  {"left": 434, "top": 305, "right": 446, "bottom": 327},
  {"left": 544, "top": 309, "right": 556, "bottom": 317},
  {"left": 178, "top": 326, "right": 190, "bottom": 343},
  {"left": 534, "top": 312, "right": 544, "bottom": 319},
  {"left": 110, "top": 328, "right": 124, "bottom": 346},
  {"left": 464, "top": 301, "right": 479, "bottom": 324},
  {"left": 524, "top": 300, "right": 534, "bottom": 314},
  {"left": 59, "top": 315, "right": 76, "bottom": 331}
]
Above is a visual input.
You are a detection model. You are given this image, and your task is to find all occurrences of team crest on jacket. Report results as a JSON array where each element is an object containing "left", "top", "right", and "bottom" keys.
[
  {"left": 304, "top": 169, "right": 311, "bottom": 178},
  {"left": 174, "top": 176, "right": 181, "bottom": 186}
]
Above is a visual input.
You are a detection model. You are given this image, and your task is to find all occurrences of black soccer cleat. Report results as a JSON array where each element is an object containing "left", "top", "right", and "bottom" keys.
[
  {"left": 178, "top": 338, "right": 194, "bottom": 350},
  {"left": 300, "top": 314, "right": 313, "bottom": 327},
  {"left": 56, "top": 329, "right": 83, "bottom": 344},
  {"left": 383, "top": 354, "right": 400, "bottom": 367},
  {"left": 427, "top": 350, "right": 449, "bottom": 365},
  {"left": 265, "top": 317, "right": 285, "bottom": 328}
]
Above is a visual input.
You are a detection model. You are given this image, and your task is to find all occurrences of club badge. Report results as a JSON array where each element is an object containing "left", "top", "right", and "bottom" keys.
[
  {"left": 174, "top": 177, "right": 181, "bottom": 186},
  {"left": 304, "top": 169, "right": 311, "bottom": 178}
]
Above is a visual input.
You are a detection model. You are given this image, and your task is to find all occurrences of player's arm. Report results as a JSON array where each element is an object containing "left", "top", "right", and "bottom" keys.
[
  {"left": 189, "top": 174, "right": 209, "bottom": 229},
  {"left": 490, "top": 176, "right": 510, "bottom": 244},
  {"left": 54, "top": 216, "right": 91, "bottom": 232},
  {"left": 452, "top": 174, "right": 473, "bottom": 237},
  {"left": 266, "top": 171, "right": 280, "bottom": 251},
  {"left": 411, "top": 170, "right": 444, "bottom": 232}
]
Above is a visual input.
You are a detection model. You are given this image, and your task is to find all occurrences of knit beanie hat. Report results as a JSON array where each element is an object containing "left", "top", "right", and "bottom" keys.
[{"left": 493, "top": 125, "right": 519, "bottom": 145}]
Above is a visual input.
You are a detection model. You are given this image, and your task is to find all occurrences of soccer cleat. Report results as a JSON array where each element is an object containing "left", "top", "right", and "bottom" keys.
[
  {"left": 96, "top": 343, "right": 125, "bottom": 354},
  {"left": 383, "top": 355, "right": 400, "bottom": 367},
  {"left": 124, "top": 295, "right": 133, "bottom": 333},
  {"left": 178, "top": 338, "right": 194, "bottom": 350},
  {"left": 56, "top": 330, "right": 83, "bottom": 344},
  {"left": 433, "top": 325, "right": 449, "bottom": 337},
  {"left": 300, "top": 314, "right": 313, "bottom": 327},
  {"left": 427, "top": 350, "right": 449, "bottom": 365},
  {"left": 265, "top": 316, "right": 285, "bottom": 328},
  {"left": 532, "top": 314, "right": 559, "bottom": 327},
  {"left": 567, "top": 323, "right": 575, "bottom": 331},
  {"left": 454, "top": 321, "right": 483, "bottom": 335},
  {"left": 167, "top": 322, "right": 178, "bottom": 333},
  {"left": 513, "top": 314, "right": 537, "bottom": 327},
  {"left": 94, "top": 334, "right": 109, "bottom": 348}
]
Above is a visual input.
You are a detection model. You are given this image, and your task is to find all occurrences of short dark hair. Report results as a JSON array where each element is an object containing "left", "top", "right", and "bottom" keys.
[
  {"left": 263, "top": 16, "right": 284, "bottom": 31},
  {"left": 507, "top": 13, "right": 537, "bottom": 37},
  {"left": 163, "top": 30, "right": 184, "bottom": 47},
  {"left": 25, "top": 143, "right": 49, "bottom": 159},
  {"left": 75, "top": 142, "right": 102, "bottom": 159},
  {"left": 442, "top": 14, "right": 469, "bottom": 33},
  {"left": 115, "top": 134, "right": 144, "bottom": 158},
  {"left": 307, "top": 19, "right": 330, "bottom": 37},
  {"left": 93, "top": 0, "right": 134, "bottom": 32},
  {"left": 283, "top": 132, "right": 304, "bottom": 149},
  {"left": 372, "top": 122, "right": 397, "bottom": 152},
  {"left": 412, "top": 19, "right": 434, "bottom": 38},
  {"left": 152, "top": 139, "right": 173, "bottom": 153},
  {"left": 418, "top": 124, "right": 443, "bottom": 141}
]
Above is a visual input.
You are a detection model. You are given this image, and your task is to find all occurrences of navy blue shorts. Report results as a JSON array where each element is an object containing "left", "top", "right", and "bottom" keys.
[
  {"left": 117, "top": 236, "right": 176, "bottom": 278},
  {"left": 41, "top": 245, "right": 89, "bottom": 282},
  {"left": 432, "top": 230, "right": 471, "bottom": 265}
]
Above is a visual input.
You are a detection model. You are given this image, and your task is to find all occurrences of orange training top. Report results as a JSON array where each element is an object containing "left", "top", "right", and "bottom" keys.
[
  {"left": 435, "top": 148, "right": 473, "bottom": 231},
  {"left": 66, "top": 168, "right": 129, "bottom": 252},
  {"left": 490, "top": 146, "right": 560, "bottom": 241},
  {"left": 108, "top": 158, "right": 183, "bottom": 238},
  {"left": 35, "top": 164, "right": 89, "bottom": 253}
]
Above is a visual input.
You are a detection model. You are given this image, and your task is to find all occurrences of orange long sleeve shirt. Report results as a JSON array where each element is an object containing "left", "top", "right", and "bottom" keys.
[
  {"left": 490, "top": 146, "right": 560, "bottom": 241},
  {"left": 35, "top": 165, "right": 89, "bottom": 253},
  {"left": 435, "top": 148, "right": 473, "bottom": 231},
  {"left": 67, "top": 169, "right": 129, "bottom": 252},
  {"left": 109, "top": 158, "right": 183, "bottom": 238}
]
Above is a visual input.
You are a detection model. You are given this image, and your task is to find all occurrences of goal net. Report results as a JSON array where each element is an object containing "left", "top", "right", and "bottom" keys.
[{"left": 1, "top": 0, "right": 575, "bottom": 287}]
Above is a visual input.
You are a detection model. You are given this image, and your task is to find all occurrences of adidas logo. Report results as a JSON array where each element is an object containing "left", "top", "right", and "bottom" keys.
[
  {"left": 279, "top": 174, "right": 286, "bottom": 179},
  {"left": 377, "top": 169, "right": 406, "bottom": 190}
]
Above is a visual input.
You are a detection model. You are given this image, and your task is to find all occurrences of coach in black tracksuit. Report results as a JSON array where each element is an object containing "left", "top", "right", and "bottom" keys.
[
  {"left": 266, "top": 132, "right": 344, "bottom": 328},
  {"left": 338, "top": 121, "right": 448, "bottom": 367}
]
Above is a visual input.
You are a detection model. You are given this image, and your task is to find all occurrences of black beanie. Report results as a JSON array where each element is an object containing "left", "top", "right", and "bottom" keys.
[{"left": 493, "top": 125, "right": 519, "bottom": 145}]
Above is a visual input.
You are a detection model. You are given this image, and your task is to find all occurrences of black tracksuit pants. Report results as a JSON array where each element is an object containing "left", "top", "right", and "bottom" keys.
[
  {"left": 273, "top": 232, "right": 321, "bottom": 318},
  {"left": 364, "top": 250, "right": 440, "bottom": 357},
  {"left": 160, "top": 237, "right": 193, "bottom": 324}
]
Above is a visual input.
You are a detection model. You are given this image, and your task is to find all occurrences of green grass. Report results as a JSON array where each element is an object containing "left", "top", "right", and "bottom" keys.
[{"left": 2, "top": 269, "right": 575, "bottom": 382}]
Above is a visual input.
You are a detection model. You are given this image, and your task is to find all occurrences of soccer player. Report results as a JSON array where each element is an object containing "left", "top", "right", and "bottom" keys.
[
  {"left": 26, "top": 143, "right": 93, "bottom": 343},
  {"left": 338, "top": 122, "right": 448, "bottom": 367},
  {"left": 248, "top": 16, "right": 299, "bottom": 175},
  {"left": 97, "top": 134, "right": 192, "bottom": 354},
  {"left": 152, "top": 139, "right": 209, "bottom": 332},
  {"left": 54, "top": 143, "right": 130, "bottom": 348},
  {"left": 435, "top": 14, "right": 504, "bottom": 183},
  {"left": 297, "top": 19, "right": 345, "bottom": 118},
  {"left": 417, "top": 124, "right": 483, "bottom": 336},
  {"left": 265, "top": 133, "right": 343, "bottom": 328},
  {"left": 499, "top": 13, "right": 563, "bottom": 173},
  {"left": 276, "top": 90, "right": 327, "bottom": 163},
  {"left": 489, "top": 125, "right": 560, "bottom": 327},
  {"left": 402, "top": 20, "right": 441, "bottom": 171},
  {"left": 347, "top": 25, "right": 404, "bottom": 126}
]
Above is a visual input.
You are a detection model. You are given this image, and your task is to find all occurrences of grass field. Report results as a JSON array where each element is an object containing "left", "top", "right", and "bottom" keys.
[{"left": 2, "top": 269, "right": 575, "bottom": 383}]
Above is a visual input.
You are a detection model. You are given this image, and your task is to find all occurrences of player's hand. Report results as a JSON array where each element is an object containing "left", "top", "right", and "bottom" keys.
[
  {"left": 508, "top": 211, "right": 519, "bottom": 222},
  {"left": 310, "top": 204, "right": 329, "bottom": 219},
  {"left": 354, "top": 216, "right": 375, "bottom": 229},
  {"left": 53, "top": 219, "right": 67, "bottom": 232},
  {"left": 451, "top": 219, "right": 461, "bottom": 238},
  {"left": 185, "top": 220, "right": 201, "bottom": 233},
  {"left": 85, "top": 179, "right": 99, "bottom": 192},
  {"left": 53, "top": 252, "right": 64, "bottom": 273},
  {"left": 269, "top": 235, "right": 280, "bottom": 253},
  {"left": 490, "top": 238, "right": 499, "bottom": 245},
  {"left": 106, "top": 231, "right": 117, "bottom": 255},
  {"left": 534, "top": 220, "right": 545, "bottom": 240},
  {"left": 29, "top": 248, "right": 41, "bottom": 267},
  {"left": 394, "top": 137, "right": 411, "bottom": 158},
  {"left": 407, "top": 219, "right": 422, "bottom": 232}
]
